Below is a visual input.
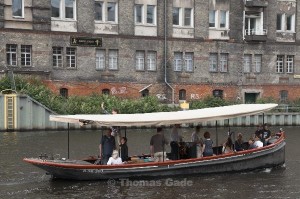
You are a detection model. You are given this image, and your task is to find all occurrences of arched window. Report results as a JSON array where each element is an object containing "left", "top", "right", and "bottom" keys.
[
  {"left": 213, "top": 89, "right": 223, "bottom": 99},
  {"left": 102, "top": 89, "right": 110, "bottom": 95},
  {"left": 179, "top": 89, "right": 186, "bottom": 100},
  {"left": 141, "top": 89, "right": 149, "bottom": 97},
  {"left": 280, "top": 90, "right": 288, "bottom": 103},
  {"left": 60, "top": 88, "right": 68, "bottom": 98}
]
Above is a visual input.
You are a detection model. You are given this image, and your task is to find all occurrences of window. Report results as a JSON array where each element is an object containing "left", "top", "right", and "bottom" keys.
[
  {"left": 280, "top": 90, "right": 288, "bottom": 103},
  {"left": 107, "top": 2, "right": 116, "bottom": 21},
  {"left": 209, "top": 10, "right": 228, "bottom": 29},
  {"left": 276, "top": 55, "right": 284, "bottom": 73},
  {"left": 209, "top": 53, "right": 218, "bottom": 72},
  {"left": 6, "top": 44, "right": 17, "bottom": 66},
  {"left": 102, "top": 89, "right": 110, "bottom": 95},
  {"left": 173, "top": 7, "right": 193, "bottom": 27},
  {"left": 147, "top": 5, "right": 155, "bottom": 24},
  {"left": 174, "top": 52, "right": 183, "bottom": 71},
  {"left": 254, "top": 54, "right": 262, "bottom": 73},
  {"left": 51, "top": 0, "right": 76, "bottom": 20},
  {"left": 147, "top": 51, "right": 156, "bottom": 71},
  {"left": 108, "top": 50, "right": 118, "bottom": 70},
  {"left": 95, "top": 1, "right": 103, "bottom": 21},
  {"left": 96, "top": 49, "right": 105, "bottom": 70},
  {"left": 243, "top": 54, "right": 251, "bottom": 73},
  {"left": 60, "top": 88, "right": 68, "bottom": 98},
  {"left": 213, "top": 89, "right": 223, "bottom": 99},
  {"left": 21, "top": 45, "right": 31, "bottom": 66},
  {"left": 53, "top": 47, "right": 63, "bottom": 68},
  {"left": 135, "top": 4, "right": 142, "bottom": 23},
  {"left": 173, "top": 7, "right": 180, "bottom": 25},
  {"left": 209, "top": 10, "right": 216, "bottom": 27},
  {"left": 136, "top": 51, "right": 145, "bottom": 71},
  {"left": 185, "top": 53, "right": 193, "bottom": 72},
  {"left": 12, "top": 0, "right": 23, "bottom": 17},
  {"left": 286, "top": 55, "right": 294, "bottom": 73},
  {"left": 66, "top": 47, "right": 76, "bottom": 68},
  {"left": 219, "top": 53, "right": 228, "bottom": 72},
  {"left": 141, "top": 89, "right": 149, "bottom": 97},
  {"left": 179, "top": 89, "right": 186, "bottom": 100},
  {"left": 276, "top": 13, "right": 295, "bottom": 32}
]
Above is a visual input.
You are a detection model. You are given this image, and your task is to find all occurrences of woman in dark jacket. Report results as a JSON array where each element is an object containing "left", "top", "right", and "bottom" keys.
[{"left": 119, "top": 137, "right": 129, "bottom": 162}]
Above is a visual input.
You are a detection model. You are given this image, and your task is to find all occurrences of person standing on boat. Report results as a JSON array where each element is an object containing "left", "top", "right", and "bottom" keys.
[
  {"left": 191, "top": 125, "right": 203, "bottom": 158},
  {"left": 234, "top": 133, "right": 245, "bottom": 151},
  {"left": 99, "top": 129, "right": 116, "bottom": 165},
  {"left": 101, "top": 102, "right": 121, "bottom": 147},
  {"left": 170, "top": 124, "right": 181, "bottom": 160},
  {"left": 202, "top": 131, "right": 214, "bottom": 157},
  {"left": 150, "top": 127, "right": 168, "bottom": 162},
  {"left": 119, "top": 137, "right": 129, "bottom": 162},
  {"left": 261, "top": 123, "right": 271, "bottom": 146}
]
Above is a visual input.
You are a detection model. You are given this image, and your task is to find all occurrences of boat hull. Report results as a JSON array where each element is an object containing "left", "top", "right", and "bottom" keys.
[{"left": 24, "top": 139, "right": 285, "bottom": 181}]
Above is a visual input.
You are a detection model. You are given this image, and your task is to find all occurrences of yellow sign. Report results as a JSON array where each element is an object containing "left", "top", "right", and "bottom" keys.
[
  {"left": 294, "top": 75, "right": 300, "bottom": 79},
  {"left": 180, "top": 101, "right": 189, "bottom": 110}
]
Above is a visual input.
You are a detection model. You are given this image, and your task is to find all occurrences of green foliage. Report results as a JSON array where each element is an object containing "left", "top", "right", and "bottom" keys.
[
  {"left": 190, "top": 96, "right": 231, "bottom": 109},
  {"left": 256, "top": 97, "right": 277, "bottom": 104}
]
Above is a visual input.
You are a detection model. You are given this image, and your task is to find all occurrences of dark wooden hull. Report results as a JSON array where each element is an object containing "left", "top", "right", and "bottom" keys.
[{"left": 23, "top": 136, "right": 285, "bottom": 181}]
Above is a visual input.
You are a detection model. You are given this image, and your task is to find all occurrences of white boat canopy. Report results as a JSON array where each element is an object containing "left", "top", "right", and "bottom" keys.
[{"left": 49, "top": 104, "right": 278, "bottom": 127}]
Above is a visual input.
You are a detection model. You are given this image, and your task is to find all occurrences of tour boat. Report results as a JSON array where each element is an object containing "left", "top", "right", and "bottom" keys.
[{"left": 23, "top": 103, "right": 285, "bottom": 180}]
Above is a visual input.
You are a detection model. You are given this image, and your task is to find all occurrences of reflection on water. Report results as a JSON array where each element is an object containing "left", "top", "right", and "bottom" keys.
[{"left": 0, "top": 126, "right": 300, "bottom": 199}]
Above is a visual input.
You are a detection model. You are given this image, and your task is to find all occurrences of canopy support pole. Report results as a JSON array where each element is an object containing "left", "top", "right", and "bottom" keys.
[
  {"left": 67, "top": 123, "right": 70, "bottom": 159},
  {"left": 215, "top": 121, "right": 218, "bottom": 155},
  {"left": 263, "top": 113, "right": 265, "bottom": 124}
]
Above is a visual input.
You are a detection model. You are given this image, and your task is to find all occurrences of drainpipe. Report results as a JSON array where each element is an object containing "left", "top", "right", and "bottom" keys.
[{"left": 164, "top": 0, "right": 175, "bottom": 104}]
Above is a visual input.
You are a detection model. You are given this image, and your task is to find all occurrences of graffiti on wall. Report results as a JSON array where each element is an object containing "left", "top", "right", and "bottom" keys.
[
  {"left": 190, "top": 94, "right": 200, "bottom": 100},
  {"left": 111, "top": 87, "right": 127, "bottom": 95},
  {"left": 156, "top": 94, "right": 167, "bottom": 100}
]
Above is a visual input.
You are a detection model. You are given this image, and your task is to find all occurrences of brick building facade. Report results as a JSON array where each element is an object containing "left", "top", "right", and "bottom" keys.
[{"left": 0, "top": 0, "right": 299, "bottom": 104}]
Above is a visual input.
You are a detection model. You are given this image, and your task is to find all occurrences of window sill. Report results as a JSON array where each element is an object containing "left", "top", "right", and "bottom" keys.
[
  {"left": 51, "top": 18, "right": 77, "bottom": 22},
  {"left": 135, "top": 23, "right": 157, "bottom": 27},
  {"left": 95, "top": 20, "right": 118, "bottom": 25},
  {"left": 173, "top": 25, "right": 194, "bottom": 29},
  {"left": 12, "top": 16, "right": 25, "bottom": 19}
]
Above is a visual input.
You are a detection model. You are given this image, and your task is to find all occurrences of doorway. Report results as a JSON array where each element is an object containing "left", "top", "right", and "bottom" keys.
[{"left": 245, "top": 92, "right": 259, "bottom": 103}]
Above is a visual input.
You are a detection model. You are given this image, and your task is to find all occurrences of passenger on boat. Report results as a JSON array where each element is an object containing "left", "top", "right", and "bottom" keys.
[
  {"left": 202, "top": 131, "right": 214, "bottom": 157},
  {"left": 261, "top": 123, "right": 271, "bottom": 146},
  {"left": 234, "top": 133, "right": 245, "bottom": 151},
  {"left": 222, "top": 136, "right": 234, "bottom": 154},
  {"left": 170, "top": 124, "right": 181, "bottom": 160},
  {"left": 248, "top": 137, "right": 256, "bottom": 149},
  {"left": 101, "top": 102, "right": 121, "bottom": 147},
  {"left": 119, "top": 137, "right": 129, "bottom": 162},
  {"left": 253, "top": 134, "right": 263, "bottom": 148},
  {"left": 191, "top": 125, "right": 203, "bottom": 158},
  {"left": 107, "top": 150, "right": 123, "bottom": 165},
  {"left": 255, "top": 124, "right": 263, "bottom": 139},
  {"left": 150, "top": 127, "right": 168, "bottom": 162},
  {"left": 99, "top": 129, "right": 116, "bottom": 165}
]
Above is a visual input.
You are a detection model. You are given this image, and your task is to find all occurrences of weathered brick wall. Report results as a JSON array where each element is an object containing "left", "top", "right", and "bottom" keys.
[
  {"left": 32, "top": 0, "right": 51, "bottom": 31},
  {"left": 77, "top": 0, "right": 94, "bottom": 34}
]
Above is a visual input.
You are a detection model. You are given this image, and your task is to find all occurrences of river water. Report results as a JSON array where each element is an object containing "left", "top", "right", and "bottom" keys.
[{"left": 0, "top": 126, "right": 299, "bottom": 199}]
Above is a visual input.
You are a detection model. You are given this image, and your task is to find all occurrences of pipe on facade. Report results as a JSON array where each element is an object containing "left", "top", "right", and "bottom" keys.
[{"left": 164, "top": 0, "right": 175, "bottom": 104}]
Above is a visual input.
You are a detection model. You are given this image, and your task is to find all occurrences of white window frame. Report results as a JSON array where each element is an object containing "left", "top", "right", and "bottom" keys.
[
  {"left": 276, "top": 55, "right": 284, "bottom": 73},
  {"left": 209, "top": 10, "right": 216, "bottom": 28},
  {"left": 173, "top": 7, "right": 193, "bottom": 27},
  {"left": 95, "top": 1, "right": 118, "bottom": 23},
  {"left": 136, "top": 51, "right": 145, "bottom": 71},
  {"left": 184, "top": 52, "right": 193, "bottom": 72},
  {"left": 134, "top": 4, "right": 156, "bottom": 25},
  {"left": 286, "top": 55, "right": 294, "bottom": 74},
  {"left": 20, "top": 45, "right": 32, "bottom": 67},
  {"left": 96, "top": 49, "right": 105, "bottom": 70},
  {"left": 53, "top": 47, "right": 63, "bottom": 68},
  {"left": 254, "top": 54, "right": 262, "bottom": 73},
  {"left": 209, "top": 53, "right": 218, "bottom": 72},
  {"left": 147, "top": 51, "right": 156, "bottom": 71},
  {"left": 12, "top": 0, "right": 24, "bottom": 18},
  {"left": 219, "top": 53, "right": 228, "bottom": 72},
  {"left": 95, "top": 1, "right": 103, "bottom": 21},
  {"left": 51, "top": 0, "right": 77, "bottom": 20},
  {"left": 66, "top": 47, "right": 76, "bottom": 68},
  {"left": 277, "top": 13, "right": 284, "bottom": 31},
  {"left": 134, "top": 4, "right": 143, "bottom": 24},
  {"left": 243, "top": 54, "right": 251, "bottom": 73},
  {"left": 277, "top": 13, "right": 295, "bottom": 32},
  {"left": 108, "top": 49, "right": 118, "bottom": 70},
  {"left": 209, "top": 10, "right": 229, "bottom": 29},
  {"left": 174, "top": 52, "right": 183, "bottom": 71},
  {"left": 6, "top": 44, "right": 17, "bottom": 66}
]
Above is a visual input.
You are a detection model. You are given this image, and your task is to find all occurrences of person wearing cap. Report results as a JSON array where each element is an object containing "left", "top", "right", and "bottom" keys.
[{"left": 107, "top": 150, "right": 123, "bottom": 165}]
